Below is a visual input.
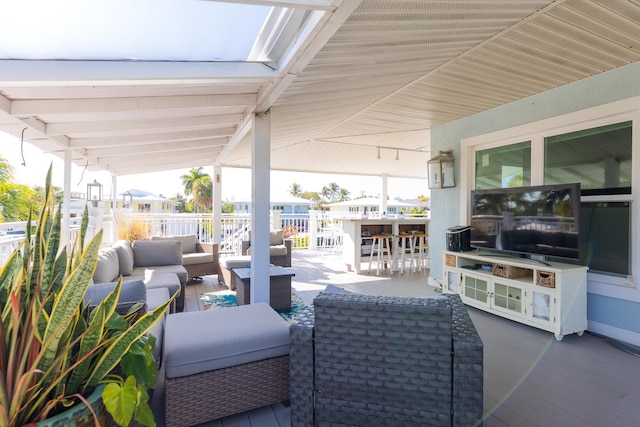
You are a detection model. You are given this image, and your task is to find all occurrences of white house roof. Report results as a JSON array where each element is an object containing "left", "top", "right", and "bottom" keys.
[
  {"left": 0, "top": 1, "right": 639, "bottom": 181},
  {"left": 329, "top": 197, "right": 416, "bottom": 208},
  {"left": 119, "top": 189, "right": 172, "bottom": 202}
]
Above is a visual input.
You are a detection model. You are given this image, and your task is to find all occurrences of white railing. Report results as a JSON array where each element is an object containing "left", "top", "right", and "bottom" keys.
[{"left": 0, "top": 219, "right": 112, "bottom": 266}]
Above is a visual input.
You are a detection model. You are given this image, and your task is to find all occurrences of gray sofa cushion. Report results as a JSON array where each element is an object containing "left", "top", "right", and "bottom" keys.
[
  {"left": 113, "top": 240, "right": 134, "bottom": 276},
  {"left": 129, "top": 272, "right": 181, "bottom": 297},
  {"left": 93, "top": 248, "right": 120, "bottom": 283},
  {"left": 133, "top": 239, "right": 183, "bottom": 267},
  {"left": 132, "top": 265, "right": 188, "bottom": 285},
  {"left": 84, "top": 279, "right": 147, "bottom": 306},
  {"left": 164, "top": 303, "right": 290, "bottom": 378},
  {"left": 151, "top": 235, "right": 197, "bottom": 254}
]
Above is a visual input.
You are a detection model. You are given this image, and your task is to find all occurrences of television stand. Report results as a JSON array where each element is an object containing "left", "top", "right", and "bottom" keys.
[
  {"left": 476, "top": 252, "right": 552, "bottom": 267},
  {"left": 443, "top": 251, "right": 587, "bottom": 340}
]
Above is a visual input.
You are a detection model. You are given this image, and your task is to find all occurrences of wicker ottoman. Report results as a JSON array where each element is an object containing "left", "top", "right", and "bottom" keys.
[
  {"left": 164, "top": 303, "right": 290, "bottom": 427},
  {"left": 218, "top": 255, "right": 251, "bottom": 290}
]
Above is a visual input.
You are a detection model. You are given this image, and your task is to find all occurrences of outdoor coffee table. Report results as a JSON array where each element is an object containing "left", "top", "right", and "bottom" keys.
[{"left": 233, "top": 266, "right": 295, "bottom": 310}]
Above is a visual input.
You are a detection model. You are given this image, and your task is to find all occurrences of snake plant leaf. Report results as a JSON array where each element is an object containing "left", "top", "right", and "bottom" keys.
[
  {"left": 39, "top": 231, "right": 102, "bottom": 374},
  {"left": 40, "top": 205, "right": 62, "bottom": 295},
  {"left": 85, "top": 298, "right": 172, "bottom": 389}
]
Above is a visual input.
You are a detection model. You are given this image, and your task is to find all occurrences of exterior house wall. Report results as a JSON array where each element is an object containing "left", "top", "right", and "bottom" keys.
[{"left": 430, "top": 60, "right": 640, "bottom": 346}]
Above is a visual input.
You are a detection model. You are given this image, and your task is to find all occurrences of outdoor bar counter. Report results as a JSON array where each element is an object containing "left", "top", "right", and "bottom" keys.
[{"left": 340, "top": 217, "right": 429, "bottom": 274}]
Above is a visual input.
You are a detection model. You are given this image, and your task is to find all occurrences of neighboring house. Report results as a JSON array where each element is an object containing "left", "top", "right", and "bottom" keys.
[
  {"left": 116, "top": 189, "right": 176, "bottom": 214},
  {"left": 430, "top": 61, "right": 640, "bottom": 347},
  {"left": 327, "top": 197, "right": 417, "bottom": 217},
  {"left": 231, "top": 193, "right": 311, "bottom": 216}
]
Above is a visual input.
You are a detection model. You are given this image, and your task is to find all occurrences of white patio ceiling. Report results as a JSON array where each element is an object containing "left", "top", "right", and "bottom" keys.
[{"left": 1, "top": 0, "right": 639, "bottom": 180}]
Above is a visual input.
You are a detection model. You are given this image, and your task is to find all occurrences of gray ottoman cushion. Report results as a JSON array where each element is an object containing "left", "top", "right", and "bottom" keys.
[
  {"left": 164, "top": 303, "right": 290, "bottom": 378},
  {"left": 220, "top": 256, "right": 252, "bottom": 269}
]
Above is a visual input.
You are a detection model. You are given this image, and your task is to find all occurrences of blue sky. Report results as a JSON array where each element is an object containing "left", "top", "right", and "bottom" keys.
[{"left": 0, "top": 0, "right": 269, "bottom": 61}]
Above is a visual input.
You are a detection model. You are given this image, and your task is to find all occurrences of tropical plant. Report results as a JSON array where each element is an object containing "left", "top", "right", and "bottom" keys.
[
  {"left": 288, "top": 182, "right": 302, "bottom": 197},
  {"left": 180, "top": 167, "right": 211, "bottom": 213},
  {"left": 193, "top": 175, "right": 212, "bottom": 212},
  {"left": 0, "top": 167, "right": 171, "bottom": 426}
]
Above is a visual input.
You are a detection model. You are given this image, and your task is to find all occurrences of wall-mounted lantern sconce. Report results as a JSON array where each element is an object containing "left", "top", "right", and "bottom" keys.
[
  {"left": 122, "top": 191, "right": 133, "bottom": 208},
  {"left": 427, "top": 150, "right": 455, "bottom": 189},
  {"left": 87, "top": 179, "right": 103, "bottom": 207}
]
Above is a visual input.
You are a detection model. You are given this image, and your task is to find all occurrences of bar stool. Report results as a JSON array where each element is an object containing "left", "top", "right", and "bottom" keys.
[
  {"left": 413, "top": 233, "right": 429, "bottom": 272},
  {"left": 393, "top": 233, "right": 416, "bottom": 274},
  {"left": 368, "top": 234, "right": 393, "bottom": 275}
]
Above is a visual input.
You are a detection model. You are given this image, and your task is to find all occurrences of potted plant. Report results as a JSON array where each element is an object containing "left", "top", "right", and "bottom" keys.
[{"left": 0, "top": 167, "right": 172, "bottom": 426}]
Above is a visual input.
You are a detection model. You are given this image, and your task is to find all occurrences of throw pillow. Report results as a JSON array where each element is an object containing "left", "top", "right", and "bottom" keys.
[
  {"left": 93, "top": 248, "right": 120, "bottom": 283},
  {"left": 270, "top": 229, "right": 284, "bottom": 246},
  {"left": 113, "top": 240, "right": 134, "bottom": 276}
]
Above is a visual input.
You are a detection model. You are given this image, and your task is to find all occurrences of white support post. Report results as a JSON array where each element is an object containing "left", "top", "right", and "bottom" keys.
[
  {"left": 251, "top": 112, "right": 271, "bottom": 305},
  {"left": 213, "top": 165, "right": 222, "bottom": 245},
  {"left": 381, "top": 174, "right": 389, "bottom": 216},
  {"left": 62, "top": 149, "right": 72, "bottom": 248},
  {"left": 309, "top": 210, "right": 319, "bottom": 250}
]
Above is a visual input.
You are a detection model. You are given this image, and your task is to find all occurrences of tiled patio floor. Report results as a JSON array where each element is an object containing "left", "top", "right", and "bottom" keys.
[{"left": 162, "top": 251, "right": 640, "bottom": 427}]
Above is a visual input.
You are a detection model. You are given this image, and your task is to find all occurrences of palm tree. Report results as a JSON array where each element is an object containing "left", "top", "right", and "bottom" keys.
[
  {"left": 289, "top": 182, "right": 303, "bottom": 197},
  {"left": 328, "top": 182, "right": 340, "bottom": 201},
  {"left": 320, "top": 186, "right": 331, "bottom": 202},
  {"left": 338, "top": 187, "right": 350, "bottom": 202},
  {"left": 180, "top": 167, "right": 209, "bottom": 213},
  {"left": 194, "top": 175, "right": 213, "bottom": 212}
]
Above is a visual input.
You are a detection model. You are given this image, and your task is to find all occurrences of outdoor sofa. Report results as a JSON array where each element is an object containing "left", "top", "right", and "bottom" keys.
[
  {"left": 290, "top": 288, "right": 484, "bottom": 427},
  {"left": 151, "top": 234, "right": 219, "bottom": 280},
  {"left": 92, "top": 239, "right": 188, "bottom": 312}
]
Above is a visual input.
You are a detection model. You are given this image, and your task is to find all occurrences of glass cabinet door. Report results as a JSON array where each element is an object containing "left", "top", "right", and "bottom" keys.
[
  {"left": 493, "top": 280, "right": 525, "bottom": 318},
  {"left": 462, "top": 274, "right": 490, "bottom": 309}
]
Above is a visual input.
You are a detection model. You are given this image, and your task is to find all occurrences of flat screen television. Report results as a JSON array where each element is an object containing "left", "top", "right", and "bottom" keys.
[{"left": 470, "top": 183, "right": 581, "bottom": 262}]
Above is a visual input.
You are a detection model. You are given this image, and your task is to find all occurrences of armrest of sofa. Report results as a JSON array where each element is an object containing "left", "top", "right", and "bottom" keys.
[{"left": 283, "top": 239, "right": 292, "bottom": 267}]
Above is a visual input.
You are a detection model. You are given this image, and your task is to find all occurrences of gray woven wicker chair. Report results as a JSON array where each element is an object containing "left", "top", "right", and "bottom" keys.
[{"left": 290, "top": 291, "right": 483, "bottom": 427}]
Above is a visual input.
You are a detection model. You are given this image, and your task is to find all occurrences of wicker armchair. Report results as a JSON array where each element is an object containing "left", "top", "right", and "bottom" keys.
[{"left": 289, "top": 291, "right": 483, "bottom": 427}]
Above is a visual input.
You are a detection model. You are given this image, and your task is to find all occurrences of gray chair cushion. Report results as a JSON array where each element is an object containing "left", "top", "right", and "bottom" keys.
[
  {"left": 270, "top": 229, "right": 284, "bottom": 245},
  {"left": 151, "top": 235, "right": 197, "bottom": 254},
  {"left": 113, "top": 239, "right": 134, "bottom": 276},
  {"left": 133, "top": 239, "right": 183, "bottom": 267},
  {"left": 182, "top": 252, "right": 213, "bottom": 266},
  {"left": 93, "top": 248, "right": 120, "bottom": 283},
  {"left": 164, "top": 303, "right": 290, "bottom": 378}
]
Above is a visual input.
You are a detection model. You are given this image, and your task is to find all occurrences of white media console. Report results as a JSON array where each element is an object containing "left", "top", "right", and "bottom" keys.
[{"left": 442, "top": 250, "right": 588, "bottom": 341}]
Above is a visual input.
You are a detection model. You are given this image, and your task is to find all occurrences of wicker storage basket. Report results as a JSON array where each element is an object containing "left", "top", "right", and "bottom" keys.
[
  {"left": 492, "top": 263, "right": 531, "bottom": 279},
  {"left": 445, "top": 254, "right": 456, "bottom": 267},
  {"left": 536, "top": 271, "right": 556, "bottom": 288}
]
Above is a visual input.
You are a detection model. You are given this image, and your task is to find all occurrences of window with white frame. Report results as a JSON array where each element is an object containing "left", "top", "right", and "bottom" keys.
[{"left": 471, "top": 120, "right": 633, "bottom": 280}]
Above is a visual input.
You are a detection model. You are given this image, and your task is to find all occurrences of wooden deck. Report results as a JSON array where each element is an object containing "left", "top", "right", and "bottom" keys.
[{"left": 158, "top": 251, "right": 640, "bottom": 427}]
